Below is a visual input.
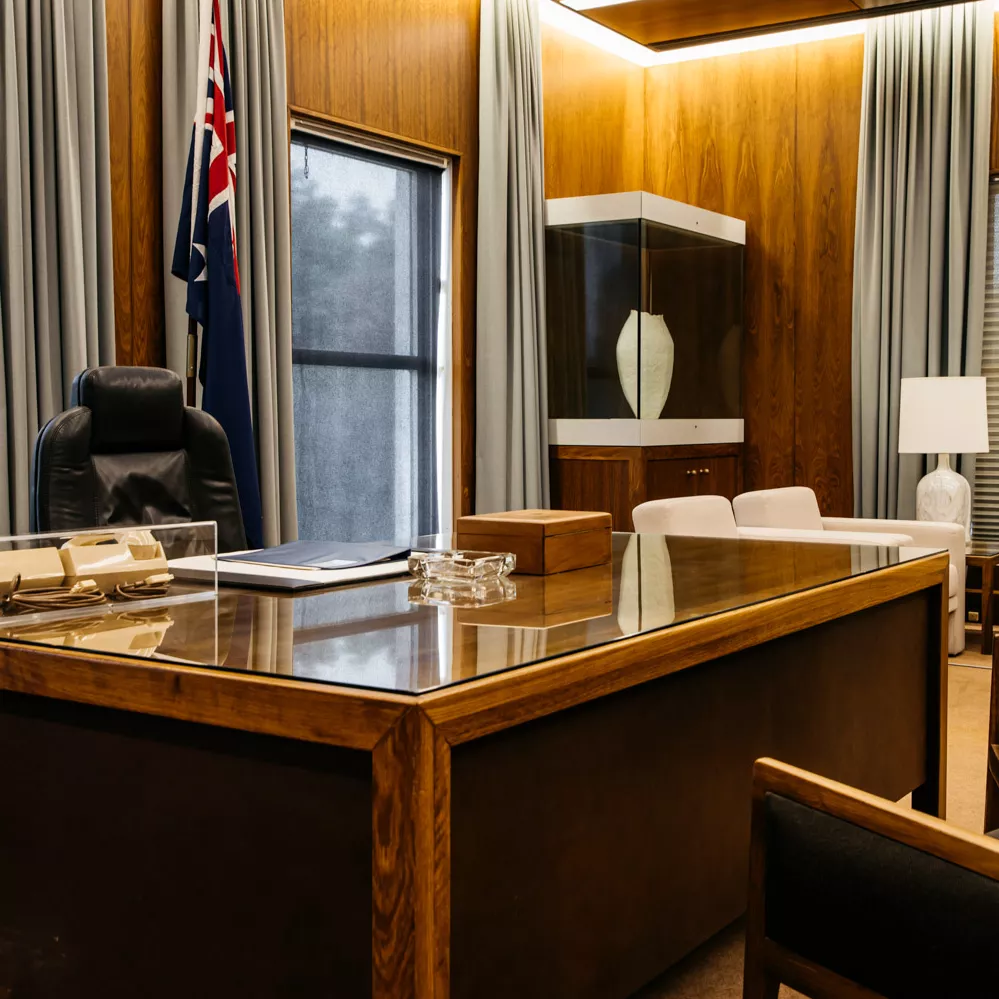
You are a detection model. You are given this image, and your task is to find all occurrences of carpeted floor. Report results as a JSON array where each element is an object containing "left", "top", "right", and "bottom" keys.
[{"left": 632, "top": 632, "right": 993, "bottom": 999}]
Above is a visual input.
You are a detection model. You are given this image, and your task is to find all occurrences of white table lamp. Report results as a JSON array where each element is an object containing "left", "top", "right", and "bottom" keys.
[{"left": 898, "top": 376, "right": 989, "bottom": 540}]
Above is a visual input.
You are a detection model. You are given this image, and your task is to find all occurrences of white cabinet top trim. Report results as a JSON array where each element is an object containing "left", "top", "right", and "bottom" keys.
[{"left": 544, "top": 191, "right": 746, "bottom": 246}]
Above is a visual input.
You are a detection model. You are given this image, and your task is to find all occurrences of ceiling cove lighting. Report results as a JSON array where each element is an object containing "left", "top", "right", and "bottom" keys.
[
  {"left": 563, "top": 0, "right": 633, "bottom": 8},
  {"left": 539, "top": 0, "right": 655, "bottom": 65},
  {"left": 539, "top": 0, "right": 866, "bottom": 67}
]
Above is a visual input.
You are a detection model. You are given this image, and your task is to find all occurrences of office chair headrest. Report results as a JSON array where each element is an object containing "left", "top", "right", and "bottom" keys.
[{"left": 72, "top": 366, "right": 187, "bottom": 453}]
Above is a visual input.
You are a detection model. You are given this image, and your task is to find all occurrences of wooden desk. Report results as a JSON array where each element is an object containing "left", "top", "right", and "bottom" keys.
[{"left": 0, "top": 536, "right": 949, "bottom": 999}]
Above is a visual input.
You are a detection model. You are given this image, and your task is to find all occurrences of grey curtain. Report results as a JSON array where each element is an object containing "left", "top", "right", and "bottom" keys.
[
  {"left": 0, "top": 0, "right": 115, "bottom": 535},
  {"left": 476, "top": 0, "right": 549, "bottom": 513},
  {"left": 162, "top": 0, "right": 297, "bottom": 545},
  {"left": 852, "top": 0, "right": 993, "bottom": 519}
]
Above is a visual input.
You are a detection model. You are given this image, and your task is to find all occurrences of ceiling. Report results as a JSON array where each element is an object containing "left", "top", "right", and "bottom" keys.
[{"left": 557, "top": 0, "right": 966, "bottom": 50}]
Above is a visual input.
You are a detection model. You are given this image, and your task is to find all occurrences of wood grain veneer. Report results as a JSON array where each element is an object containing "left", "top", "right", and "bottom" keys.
[
  {"left": 421, "top": 553, "right": 949, "bottom": 745},
  {"left": 128, "top": 1, "right": 165, "bottom": 368},
  {"left": 457, "top": 510, "right": 612, "bottom": 574},
  {"left": 0, "top": 641, "right": 410, "bottom": 751},
  {"left": 645, "top": 49, "right": 797, "bottom": 496},
  {"left": 541, "top": 25, "right": 645, "bottom": 199},
  {"left": 549, "top": 444, "right": 744, "bottom": 530},
  {"left": 0, "top": 551, "right": 948, "bottom": 755},
  {"left": 106, "top": 0, "right": 134, "bottom": 364},
  {"left": 364, "top": 709, "right": 454, "bottom": 999},
  {"left": 793, "top": 34, "right": 863, "bottom": 518},
  {"left": 107, "top": 0, "right": 165, "bottom": 367}
]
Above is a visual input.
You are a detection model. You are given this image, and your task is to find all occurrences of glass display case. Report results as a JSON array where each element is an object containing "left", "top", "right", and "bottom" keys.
[{"left": 545, "top": 191, "right": 745, "bottom": 446}]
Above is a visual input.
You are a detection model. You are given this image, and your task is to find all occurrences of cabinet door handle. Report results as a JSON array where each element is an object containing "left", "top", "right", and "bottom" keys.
[
  {"left": 701, "top": 468, "right": 710, "bottom": 474},
  {"left": 686, "top": 469, "right": 697, "bottom": 476}
]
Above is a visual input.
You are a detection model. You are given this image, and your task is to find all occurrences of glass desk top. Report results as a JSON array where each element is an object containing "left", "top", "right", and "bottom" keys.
[{"left": 0, "top": 535, "right": 942, "bottom": 696}]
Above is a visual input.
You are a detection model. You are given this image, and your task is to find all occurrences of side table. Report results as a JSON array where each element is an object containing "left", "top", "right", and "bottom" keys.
[{"left": 967, "top": 541, "right": 999, "bottom": 655}]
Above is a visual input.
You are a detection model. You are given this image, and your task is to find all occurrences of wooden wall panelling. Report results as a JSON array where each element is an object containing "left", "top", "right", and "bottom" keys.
[
  {"left": 128, "top": 2, "right": 165, "bottom": 368},
  {"left": 284, "top": 0, "right": 479, "bottom": 517},
  {"left": 793, "top": 36, "right": 864, "bottom": 518},
  {"left": 106, "top": 0, "right": 133, "bottom": 364},
  {"left": 644, "top": 51, "right": 797, "bottom": 494},
  {"left": 107, "top": 0, "right": 165, "bottom": 368},
  {"left": 541, "top": 29, "right": 645, "bottom": 198}
]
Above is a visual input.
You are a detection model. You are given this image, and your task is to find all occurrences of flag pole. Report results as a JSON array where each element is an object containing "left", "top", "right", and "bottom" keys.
[{"left": 186, "top": 317, "right": 199, "bottom": 406}]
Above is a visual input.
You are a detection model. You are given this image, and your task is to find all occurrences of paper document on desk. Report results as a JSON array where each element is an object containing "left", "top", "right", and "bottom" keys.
[
  {"left": 218, "top": 540, "right": 411, "bottom": 571},
  {"left": 170, "top": 552, "right": 412, "bottom": 591}
]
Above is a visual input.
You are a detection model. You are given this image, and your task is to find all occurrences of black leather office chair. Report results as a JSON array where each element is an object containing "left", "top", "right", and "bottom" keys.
[{"left": 31, "top": 366, "right": 247, "bottom": 552}]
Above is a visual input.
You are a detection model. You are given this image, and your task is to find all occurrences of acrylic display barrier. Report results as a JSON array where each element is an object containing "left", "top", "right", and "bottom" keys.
[
  {"left": 546, "top": 218, "right": 744, "bottom": 421},
  {"left": 0, "top": 521, "right": 218, "bottom": 663}
]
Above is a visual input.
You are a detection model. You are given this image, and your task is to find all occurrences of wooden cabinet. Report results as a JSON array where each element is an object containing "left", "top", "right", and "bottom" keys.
[
  {"left": 550, "top": 444, "right": 743, "bottom": 531},
  {"left": 647, "top": 455, "right": 739, "bottom": 499}
]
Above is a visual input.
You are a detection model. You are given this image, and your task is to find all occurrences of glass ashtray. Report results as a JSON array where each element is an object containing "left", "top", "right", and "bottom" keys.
[
  {"left": 408, "top": 577, "right": 517, "bottom": 609},
  {"left": 408, "top": 550, "right": 516, "bottom": 582}
]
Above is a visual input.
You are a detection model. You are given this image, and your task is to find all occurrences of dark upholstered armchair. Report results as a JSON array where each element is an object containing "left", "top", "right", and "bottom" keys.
[
  {"left": 745, "top": 758, "right": 999, "bottom": 999},
  {"left": 30, "top": 366, "right": 247, "bottom": 553}
]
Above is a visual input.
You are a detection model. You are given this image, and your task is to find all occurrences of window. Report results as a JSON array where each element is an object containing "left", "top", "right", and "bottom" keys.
[
  {"left": 289, "top": 124, "right": 451, "bottom": 543},
  {"left": 972, "top": 178, "right": 999, "bottom": 539}
]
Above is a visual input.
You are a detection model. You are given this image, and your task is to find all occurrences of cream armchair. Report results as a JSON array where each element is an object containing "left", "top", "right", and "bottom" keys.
[
  {"left": 632, "top": 496, "right": 914, "bottom": 548},
  {"left": 733, "top": 487, "right": 966, "bottom": 655},
  {"left": 632, "top": 495, "right": 740, "bottom": 538}
]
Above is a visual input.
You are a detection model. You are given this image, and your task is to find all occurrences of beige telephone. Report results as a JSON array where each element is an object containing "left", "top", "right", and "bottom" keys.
[
  {"left": 59, "top": 530, "right": 170, "bottom": 587},
  {"left": 0, "top": 530, "right": 172, "bottom": 599},
  {"left": 0, "top": 547, "right": 66, "bottom": 596}
]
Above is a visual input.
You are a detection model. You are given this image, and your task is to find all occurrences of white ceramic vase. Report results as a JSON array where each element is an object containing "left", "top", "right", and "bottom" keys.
[{"left": 615, "top": 310, "right": 674, "bottom": 419}]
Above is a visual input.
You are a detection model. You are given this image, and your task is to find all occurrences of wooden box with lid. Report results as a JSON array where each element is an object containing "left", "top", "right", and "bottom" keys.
[{"left": 455, "top": 509, "right": 612, "bottom": 575}]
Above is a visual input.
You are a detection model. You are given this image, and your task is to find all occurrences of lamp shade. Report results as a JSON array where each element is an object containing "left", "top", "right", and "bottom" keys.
[{"left": 898, "top": 376, "right": 990, "bottom": 454}]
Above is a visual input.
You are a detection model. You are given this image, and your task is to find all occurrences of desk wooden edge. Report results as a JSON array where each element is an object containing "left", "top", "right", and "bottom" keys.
[
  {"left": 0, "top": 643, "right": 412, "bottom": 751},
  {"left": 421, "top": 552, "right": 950, "bottom": 746},
  {"left": 0, "top": 553, "right": 949, "bottom": 756}
]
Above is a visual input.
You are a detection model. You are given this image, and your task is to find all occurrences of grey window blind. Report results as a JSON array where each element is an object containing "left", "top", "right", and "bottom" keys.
[{"left": 972, "top": 178, "right": 999, "bottom": 539}]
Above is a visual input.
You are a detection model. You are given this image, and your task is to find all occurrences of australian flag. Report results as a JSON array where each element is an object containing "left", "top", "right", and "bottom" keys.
[{"left": 171, "top": 0, "right": 263, "bottom": 549}]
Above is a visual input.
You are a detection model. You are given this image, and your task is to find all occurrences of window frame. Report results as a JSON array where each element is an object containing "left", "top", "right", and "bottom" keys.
[{"left": 288, "top": 115, "right": 455, "bottom": 537}]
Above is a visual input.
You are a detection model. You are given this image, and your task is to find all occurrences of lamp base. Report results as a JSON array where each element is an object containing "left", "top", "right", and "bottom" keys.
[{"left": 915, "top": 453, "right": 971, "bottom": 541}]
